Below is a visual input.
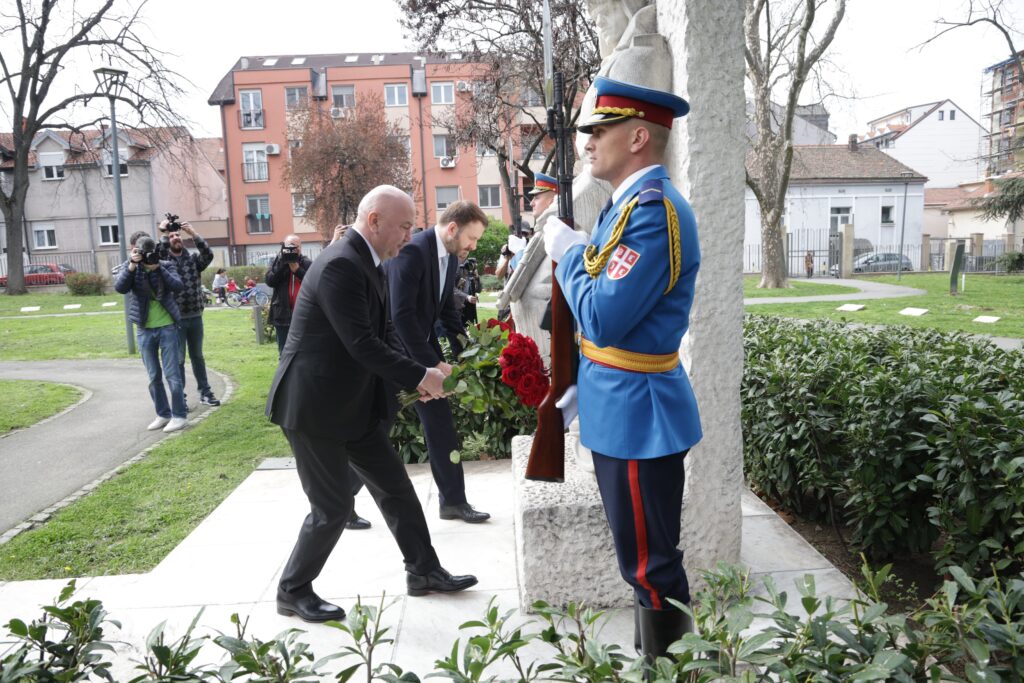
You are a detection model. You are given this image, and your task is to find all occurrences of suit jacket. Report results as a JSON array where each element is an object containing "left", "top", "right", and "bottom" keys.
[
  {"left": 387, "top": 227, "right": 464, "bottom": 365},
  {"left": 265, "top": 231, "right": 425, "bottom": 440}
]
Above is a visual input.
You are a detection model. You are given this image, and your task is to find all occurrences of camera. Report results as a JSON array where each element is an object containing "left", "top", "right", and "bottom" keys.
[
  {"left": 162, "top": 212, "right": 182, "bottom": 233},
  {"left": 280, "top": 243, "right": 300, "bottom": 264},
  {"left": 136, "top": 237, "right": 161, "bottom": 266},
  {"left": 462, "top": 257, "right": 477, "bottom": 274}
]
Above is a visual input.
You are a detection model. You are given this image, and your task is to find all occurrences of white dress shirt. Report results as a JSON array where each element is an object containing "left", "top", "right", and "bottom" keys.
[{"left": 434, "top": 226, "right": 450, "bottom": 300}]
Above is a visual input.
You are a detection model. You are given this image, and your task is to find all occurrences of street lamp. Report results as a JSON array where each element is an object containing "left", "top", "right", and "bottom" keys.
[
  {"left": 897, "top": 170, "right": 914, "bottom": 282},
  {"left": 94, "top": 66, "right": 135, "bottom": 354}
]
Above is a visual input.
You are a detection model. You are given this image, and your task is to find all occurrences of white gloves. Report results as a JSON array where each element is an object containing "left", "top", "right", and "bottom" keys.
[
  {"left": 555, "top": 384, "right": 578, "bottom": 429},
  {"left": 543, "top": 217, "right": 587, "bottom": 263}
]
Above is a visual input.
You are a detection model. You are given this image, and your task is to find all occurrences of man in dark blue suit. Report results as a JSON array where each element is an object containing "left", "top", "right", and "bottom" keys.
[{"left": 386, "top": 201, "right": 491, "bottom": 523}]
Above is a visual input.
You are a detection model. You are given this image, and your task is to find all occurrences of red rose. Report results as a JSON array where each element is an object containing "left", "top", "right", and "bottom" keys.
[
  {"left": 487, "top": 318, "right": 501, "bottom": 329},
  {"left": 502, "top": 364, "right": 523, "bottom": 386}
]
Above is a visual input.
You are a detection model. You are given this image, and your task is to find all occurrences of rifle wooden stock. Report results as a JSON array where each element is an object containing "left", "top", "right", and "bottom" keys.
[{"left": 525, "top": 227, "right": 575, "bottom": 482}]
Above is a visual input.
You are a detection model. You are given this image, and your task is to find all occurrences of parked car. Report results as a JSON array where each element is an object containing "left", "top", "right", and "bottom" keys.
[
  {"left": 0, "top": 263, "right": 76, "bottom": 287},
  {"left": 830, "top": 253, "right": 912, "bottom": 277}
]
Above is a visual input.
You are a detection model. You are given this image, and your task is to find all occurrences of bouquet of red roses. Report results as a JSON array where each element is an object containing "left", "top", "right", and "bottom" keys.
[{"left": 498, "top": 331, "right": 549, "bottom": 407}]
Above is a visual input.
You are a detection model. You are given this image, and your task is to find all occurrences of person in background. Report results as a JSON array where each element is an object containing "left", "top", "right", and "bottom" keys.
[
  {"left": 265, "top": 235, "right": 313, "bottom": 355},
  {"left": 211, "top": 268, "right": 228, "bottom": 304},
  {"left": 805, "top": 250, "right": 814, "bottom": 279}
]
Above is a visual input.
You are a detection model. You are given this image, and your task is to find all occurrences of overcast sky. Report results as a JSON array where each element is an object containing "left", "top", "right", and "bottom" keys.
[{"left": 9, "top": 0, "right": 1024, "bottom": 142}]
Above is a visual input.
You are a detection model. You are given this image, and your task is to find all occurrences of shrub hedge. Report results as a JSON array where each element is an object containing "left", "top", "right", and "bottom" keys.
[
  {"left": 743, "top": 315, "right": 1024, "bottom": 577},
  {"left": 64, "top": 273, "right": 108, "bottom": 295}
]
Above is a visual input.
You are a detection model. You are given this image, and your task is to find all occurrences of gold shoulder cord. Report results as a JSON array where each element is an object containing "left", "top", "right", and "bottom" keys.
[{"left": 582, "top": 196, "right": 682, "bottom": 294}]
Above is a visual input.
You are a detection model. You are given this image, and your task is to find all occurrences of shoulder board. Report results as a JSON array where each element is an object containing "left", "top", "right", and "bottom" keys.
[{"left": 635, "top": 179, "right": 664, "bottom": 205}]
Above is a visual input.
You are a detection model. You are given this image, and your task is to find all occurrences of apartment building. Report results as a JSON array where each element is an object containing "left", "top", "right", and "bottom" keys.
[
  {"left": 209, "top": 52, "right": 541, "bottom": 264},
  {"left": 861, "top": 100, "right": 984, "bottom": 188},
  {"left": 0, "top": 127, "right": 227, "bottom": 275},
  {"left": 982, "top": 52, "right": 1024, "bottom": 176}
]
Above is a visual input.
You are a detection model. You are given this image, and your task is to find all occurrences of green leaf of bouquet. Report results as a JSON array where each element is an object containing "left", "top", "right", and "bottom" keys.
[
  {"left": 450, "top": 450, "right": 462, "bottom": 464},
  {"left": 443, "top": 375, "right": 458, "bottom": 392},
  {"left": 456, "top": 380, "right": 469, "bottom": 393}
]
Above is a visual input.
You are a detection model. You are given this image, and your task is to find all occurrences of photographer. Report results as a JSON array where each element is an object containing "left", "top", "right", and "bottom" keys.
[
  {"left": 156, "top": 213, "right": 220, "bottom": 408},
  {"left": 455, "top": 257, "right": 481, "bottom": 327},
  {"left": 114, "top": 235, "right": 188, "bottom": 433},
  {"left": 265, "top": 234, "right": 313, "bottom": 355}
]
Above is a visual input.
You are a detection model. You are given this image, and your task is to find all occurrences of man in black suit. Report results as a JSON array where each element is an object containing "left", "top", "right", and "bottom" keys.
[
  {"left": 386, "top": 200, "right": 491, "bottom": 523},
  {"left": 265, "top": 185, "right": 477, "bottom": 623}
]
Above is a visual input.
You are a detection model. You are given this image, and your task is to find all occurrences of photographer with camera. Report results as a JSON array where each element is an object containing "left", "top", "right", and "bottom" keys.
[
  {"left": 114, "top": 234, "right": 188, "bottom": 433},
  {"left": 265, "top": 234, "right": 313, "bottom": 355},
  {"left": 455, "top": 257, "right": 481, "bottom": 327},
  {"left": 156, "top": 213, "right": 220, "bottom": 408}
]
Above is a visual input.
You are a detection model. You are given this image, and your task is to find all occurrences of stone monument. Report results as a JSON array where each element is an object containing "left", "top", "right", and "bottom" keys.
[{"left": 511, "top": 0, "right": 746, "bottom": 610}]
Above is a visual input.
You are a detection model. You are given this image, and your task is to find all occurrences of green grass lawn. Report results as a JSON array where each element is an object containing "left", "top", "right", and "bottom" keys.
[
  {"left": 0, "top": 380, "right": 82, "bottom": 435},
  {"left": 748, "top": 273, "right": 1024, "bottom": 339},
  {"left": 0, "top": 291, "right": 126, "bottom": 316},
  {"left": 743, "top": 275, "right": 859, "bottom": 298},
  {"left": 0, "top": 297, "right": 285, "bottom": 579}
]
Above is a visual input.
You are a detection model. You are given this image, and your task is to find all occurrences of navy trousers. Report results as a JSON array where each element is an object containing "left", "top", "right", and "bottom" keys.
[{"left": 592, "top": 450, "right": 690, "bottom": 609}]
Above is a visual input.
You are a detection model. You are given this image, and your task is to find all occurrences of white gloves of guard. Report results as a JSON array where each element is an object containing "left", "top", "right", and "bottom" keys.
[
  {"left": 543, "top": 217, "right": 587, "bottom": 263},
  {"left": 555, "top": 384, "right": 578, "bottom": 429}
]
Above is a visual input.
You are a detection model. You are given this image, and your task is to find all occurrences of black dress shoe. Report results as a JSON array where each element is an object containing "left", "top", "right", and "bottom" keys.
[
  {"left": 439, "top": 503, "right": 491, "bottom": 523},
  {"left": 407, "top": 567, "right": 478, "bottom": 596},
  {"left": 345, "top": 511, "right": 372, "bottom": 530},
  {"left": 276, "top": 590, "right": 346, "bottom": 623}
]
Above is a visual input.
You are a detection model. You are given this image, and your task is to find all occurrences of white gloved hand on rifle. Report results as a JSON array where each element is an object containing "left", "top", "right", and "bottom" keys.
[
  {"left": 555, "top": 384, "right": 578, "bottom": 430},
  {"left": 543, "top": 217, "right": 587, "bottom": 263}
]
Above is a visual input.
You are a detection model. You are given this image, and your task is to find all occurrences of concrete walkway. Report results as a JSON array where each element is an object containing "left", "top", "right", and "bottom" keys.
[
  {"left": 0, "top": 359, "right": 226, "bottom": 534},
  {"left": 0, "top": 461, "right": 854, "bottom": 679},
  {"left": 744, "top": 277, "right": 926, "bottom": 305}
]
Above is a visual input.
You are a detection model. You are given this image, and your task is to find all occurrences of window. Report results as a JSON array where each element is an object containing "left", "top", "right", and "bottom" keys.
[
  {"left": 949, "top": 110, "right": 956, "bottom": 120},
  {"left": 103, "top": 148, "right": 129, "bottom": 177},
  {"left": 33, "top": 225, "right": 57, "bottom": 249},
  {"left": 385, "top": 83, "right": 408, "bottom": 107},
  {"left": 522, "top": 88, "right": 543, "bottom": 107},
  {"left": 288, "top": 139, "right": 302, "bottom": 158},
  {"left": 388, "top": 134, "right": 411, "bottom": 156},
  {"left": 99, "top": 223, "right": 119, "bottom": 245},
  {"left": 332, "top": 84, "right": 355, "bottom": 109},
  {"left": 436, "top": 186, "right": 459, "bottom": 209},
  {"left": 476, "top": 141, "right": 496, "bottom": 156},
  {"left": 290, "top": 57, "right": 306, "bottom": 65},
  {"left": 242, "top": 143, "right": 268, "bottom": 182},
  {"left": 246, "top": 195, "right": 272, "bottom": 233},
  {"left": 292, "top": 193, "right": 313, "bottom": 217},
  {"left": 285, "top": 86, "right": 308, "bottom": 110},
  {"left": 239, "top": 90, "right": 264, "bottom": 129},
  {"left": 263, "top": 58, "right": 279, "bottom": 66},
  {"left": 433, "top": 134, "right": 456, "bottom": 158},
  {"left": 38, "top": 151, "right": 64, "bottom": 180},
  {"left": 938, "top": 110, "right": 944, "bottom": 121},
  {"left": 829, "top": 206, "right": 851, "bottom": 231},
  {"left": 478, "top": 185, "right": 501, "bottom": 208},
  {"left": 431, "top": 81, "right": 454, "bottom": 104},
  {"left": 880, "top": 205, "right": 894, "bottom": 225},
  {"left": 344, "top": 55, "right": 359, "bottom": 63}
]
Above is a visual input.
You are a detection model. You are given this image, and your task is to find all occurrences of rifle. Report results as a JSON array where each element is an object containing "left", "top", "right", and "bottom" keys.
[{"left": 524, "top": 0, "right": 574, "bottom": 482}]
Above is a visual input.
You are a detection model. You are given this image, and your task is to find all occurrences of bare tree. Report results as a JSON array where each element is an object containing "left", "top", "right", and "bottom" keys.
[
  {"left": 398, "top": 0, "right": 599, "bottom": 224},
  {"left": 744, "top": 0, "right": 846, "bottom": 288},
  {"left": 0, "top": 0, "right": 188, "bottom": 294},
  {"left": 283, "top": 93, "right": 412, "bottom": 239}
]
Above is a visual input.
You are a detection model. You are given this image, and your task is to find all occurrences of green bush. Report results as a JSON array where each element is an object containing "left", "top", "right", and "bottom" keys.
[
  {"left": 474, "top": 217, "right": 509, "bottom": 270},
  {"left": 743, "top": 315, "right": 1024, "bottom": 576},
  {"left": 995, "top": 250, "right": 1024, "bottom": 273},
  {"left": 480, "top": 273, "right": 501, "bottom": 291},
  {"left": 64, "top": 272, "right": 107, "bottom": 295}
]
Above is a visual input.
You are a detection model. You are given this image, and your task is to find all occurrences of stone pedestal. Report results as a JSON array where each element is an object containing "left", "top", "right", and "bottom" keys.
[
  {"left": 840, "top": 223, "right": 855, "bottom": 277},
  {"left": 512, "top": 434, "right": 632, "bottom": 610}
]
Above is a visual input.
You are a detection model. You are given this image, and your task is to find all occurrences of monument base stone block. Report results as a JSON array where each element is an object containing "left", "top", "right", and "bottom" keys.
[{"left": 512, "top": 434, "right": 633, "bottom": 611}]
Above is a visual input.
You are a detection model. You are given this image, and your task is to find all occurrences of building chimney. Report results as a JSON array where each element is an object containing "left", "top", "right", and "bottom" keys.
[{"left": 848, "top": 134, "right": 858, "bottom": 151}]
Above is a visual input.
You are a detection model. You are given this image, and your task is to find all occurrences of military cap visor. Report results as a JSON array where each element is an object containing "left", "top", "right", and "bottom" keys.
[
  {"left": 577, "top": 76, "right": 689, "bottom": 134},
  {"left": 529, "top": 172, "right": 558, "bottom": 195}
]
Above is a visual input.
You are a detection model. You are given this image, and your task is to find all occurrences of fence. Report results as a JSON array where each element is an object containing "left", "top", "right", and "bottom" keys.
[{"left": 0, "top": 250, "right": 103, "bottom": 281}]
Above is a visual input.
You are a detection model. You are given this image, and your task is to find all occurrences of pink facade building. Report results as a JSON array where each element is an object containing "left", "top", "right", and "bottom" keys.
[{"left": 209, "top": 52, "right": 542, "bottom": 263}]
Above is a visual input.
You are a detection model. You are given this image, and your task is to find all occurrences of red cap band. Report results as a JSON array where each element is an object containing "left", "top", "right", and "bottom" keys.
[{"left": 594, "top": 95, "right": 674, "bottom": 129}]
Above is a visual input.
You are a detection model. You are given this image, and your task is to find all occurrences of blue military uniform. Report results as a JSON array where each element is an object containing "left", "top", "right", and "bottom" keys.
[{"left": 553, "top": 77, "right": 701, "bottom": 619}]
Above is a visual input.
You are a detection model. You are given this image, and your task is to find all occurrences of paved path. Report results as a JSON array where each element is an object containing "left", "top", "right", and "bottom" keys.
[
  {"left": 744, "top": 278, "right": 926, "bottom": 305},
  {"left": 0, "top": 359, "right": 226, "bottom": 534}
]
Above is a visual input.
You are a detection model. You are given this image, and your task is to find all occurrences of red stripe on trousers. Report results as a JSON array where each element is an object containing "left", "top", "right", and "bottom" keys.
[{"left": 628, "top": 460, "right": 661, "bottom": 609}]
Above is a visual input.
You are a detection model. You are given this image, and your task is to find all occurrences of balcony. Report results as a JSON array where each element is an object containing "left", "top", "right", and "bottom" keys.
[
  {"left": 246, "top": 214, "right": 273, "bottom": 234},
  {"left": 239, "top": 109, "right": 265, "bottom": 130},
  {"left": 242, "top": 162, "right": 269, "bottom": 182}
]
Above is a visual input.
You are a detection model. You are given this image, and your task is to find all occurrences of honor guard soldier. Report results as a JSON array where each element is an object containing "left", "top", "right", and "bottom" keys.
[{"left": 543, "top": 76, "right": 702, "bottom": 663}]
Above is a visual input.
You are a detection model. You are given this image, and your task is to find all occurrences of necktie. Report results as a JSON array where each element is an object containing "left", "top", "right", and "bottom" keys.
[
  {"left": 439, "top": 253, "right": 449, "bottom": 301},
  {"left": 377, "top": 264, "right": 386, "bottom": 286}
]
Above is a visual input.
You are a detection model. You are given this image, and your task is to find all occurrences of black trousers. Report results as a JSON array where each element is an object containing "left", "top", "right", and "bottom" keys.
[
  {"left": 278, "top": 423, "right": 440, "bottom": 596},
  {"left": 413, "top": 397, "right": 466, "bottom": 507},
  {"left": 592, "top": 450, "right": 690, "bottom": 609}
]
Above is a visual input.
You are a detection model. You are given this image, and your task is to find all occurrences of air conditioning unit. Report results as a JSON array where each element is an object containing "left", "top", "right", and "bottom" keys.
[
  {"left": 264, "top": 143, "right": 281, "bottom": 155},
  {"left": 330, "top": 106, "right": 347, "bottom": 119},
  {"left": 456, "top": 80, "right": 472, "bottom": 92},
  {"left": 439, "top": 156, "right": 456, "bottom": 169}
]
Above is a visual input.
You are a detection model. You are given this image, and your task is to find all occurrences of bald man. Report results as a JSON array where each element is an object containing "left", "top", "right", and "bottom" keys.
[{"left": 266, "top": 186, "right": 478, "bottom": 623}]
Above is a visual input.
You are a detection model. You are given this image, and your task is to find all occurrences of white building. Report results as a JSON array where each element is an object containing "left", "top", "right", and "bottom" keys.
[
  {"left": 745, "top": 137, "right": 927, "bottom": 273},
  {"left": 861, "top": 100, "right": 984, "bottom": 188}
]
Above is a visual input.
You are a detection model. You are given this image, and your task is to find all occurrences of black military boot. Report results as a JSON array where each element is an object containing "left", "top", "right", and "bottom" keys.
[{"left": 638, "top": 604, "right": 693, "bottom": 677}]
